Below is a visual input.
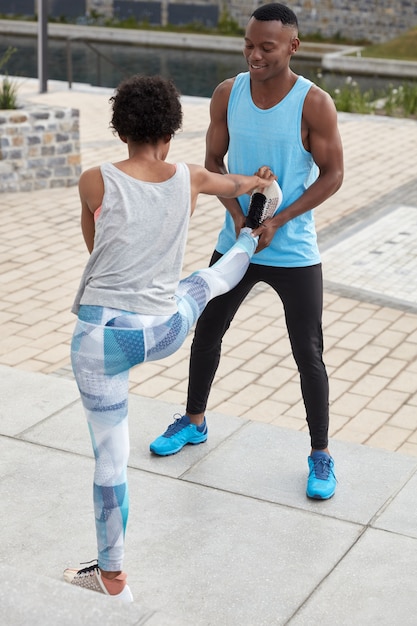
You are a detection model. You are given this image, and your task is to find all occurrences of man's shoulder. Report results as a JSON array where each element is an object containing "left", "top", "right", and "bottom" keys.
[
  {"left": 304, "top": 81, "right": 335, "bottom": 108},
  {"left": 211, "top": 75, "right": 239, "bottom": 109},
  {"left": 214, "top": 76, "right": 237, "bottom": 95},
  {"left": 302, "top": 82, "right": 338, "bottom": 126}
]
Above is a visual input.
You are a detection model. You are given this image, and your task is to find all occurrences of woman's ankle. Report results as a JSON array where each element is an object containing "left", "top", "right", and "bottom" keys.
[{"left": 100, "top": 570, "right": 127, "bottom": 595}]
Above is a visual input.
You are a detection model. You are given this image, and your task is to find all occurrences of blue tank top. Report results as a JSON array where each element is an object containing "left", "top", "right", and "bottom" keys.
[{"left": 215, "top": 72, "right": 320, "bottom": 267}]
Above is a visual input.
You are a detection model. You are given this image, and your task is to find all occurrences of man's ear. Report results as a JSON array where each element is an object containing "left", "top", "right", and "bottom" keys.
[
  {"left": 119, "top": 135, "right": 128, "bottom": 144},
  {"left": 290, "top": 36, "right": 300, "bottom": 55}
]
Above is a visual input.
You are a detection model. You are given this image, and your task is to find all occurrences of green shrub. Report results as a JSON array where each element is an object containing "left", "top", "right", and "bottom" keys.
[
  {"left": 0, "top": 75, "right": 18, "bottom": 109},
  {"left": 0, "top": 46, "right": 19, "bottom": 109},
  {"left": 317, "top": 73, "right": 417, "bottom": 118},
  {"left": 331, "top": 78, "right": 375, "bottom": 114},
  {"left": 217, "top": 8, "right": 243, "bottom": 36}
]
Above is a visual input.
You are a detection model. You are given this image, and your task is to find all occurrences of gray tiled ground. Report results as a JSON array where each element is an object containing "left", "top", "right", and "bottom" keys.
[
  {"left": 0, "top": 565, "right": 183, "bottom": 626},
  {"left": 183, "top": 421, "right": 417, "bottom": 525},
  {"left": 2, "top": 72, "right": 417, "bottom": 622},
  {"left": 1, "top": 78, "right": 417, "bottom": 459},
  {"left": 2, "top": 365, "right": 417, "bottom": 625},
  {"left": 290, "top": 529, "right": 417, "bottom": 626},
  {"left": 373, "top": 470, "right": 417, "bottom": 538},
  {"left": 322, "top": 204, "right": 417, "bottom": 311}
]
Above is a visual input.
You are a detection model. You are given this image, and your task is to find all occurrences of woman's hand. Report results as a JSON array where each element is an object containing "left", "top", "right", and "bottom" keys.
[{"left": 253, "top": 165, "right": 277, "bottom": 191}]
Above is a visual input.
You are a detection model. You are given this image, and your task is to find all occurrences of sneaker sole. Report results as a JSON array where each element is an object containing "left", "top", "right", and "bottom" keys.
[
  {"left": 306, "top": 490, "right": 335, "bottom": 500},
  {"left": 150, "top": 436, "right": 207, "bottom": 456},
  {"left": 246, "top": 180, "right": 283, "bottom": 228}
]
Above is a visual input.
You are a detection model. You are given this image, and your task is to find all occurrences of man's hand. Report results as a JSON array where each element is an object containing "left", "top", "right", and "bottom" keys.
[{"left": 251, "top": 218, "right": 278, "bottom": 252}]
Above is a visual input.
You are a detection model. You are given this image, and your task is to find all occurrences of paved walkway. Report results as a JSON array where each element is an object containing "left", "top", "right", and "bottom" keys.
[
  {"left": 1, "top": 77, "right": 417, "bottom": 457},
  {"left": 1, "top": 364, "right": 417, "bottom": 625},
  {"left": 1, "top": 78, "right": 417, "bottom": 624}
]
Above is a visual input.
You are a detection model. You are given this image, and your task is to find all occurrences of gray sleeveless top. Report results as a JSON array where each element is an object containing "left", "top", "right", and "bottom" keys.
[{"left": 72, "top": 161, "right": 191, "bottom": 315}]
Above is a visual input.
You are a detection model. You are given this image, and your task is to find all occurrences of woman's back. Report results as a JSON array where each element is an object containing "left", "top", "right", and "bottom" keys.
[{"left": 72, "top": 161, "right": 191, "bottom": 316}]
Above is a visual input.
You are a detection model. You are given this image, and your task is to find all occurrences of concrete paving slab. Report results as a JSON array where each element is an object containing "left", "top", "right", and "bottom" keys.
[
  {"left": 130, "top": 398, "right": 249, "bottom": 477},
  {"left": 0, "top": 438, "right": 95, "bottom": 566},
  {"left": 2, "top": 365, "right": 417, "bottom": 625},
  {"left": 18, "top": 396, "right": 92, "bottom": 458},
  {"left": 0, "top": 437, "right": 189, "bottom": 624},
  {"left": 0, "top": 365, "right": 79, "bottom": 437},
  {"left": 183, "top": 421, "right": 417, "bottom": 525},
  {"left": 0, "top": 434, "right": 361, "bottom": 626},
  {"left": 321, "top": 204, "right": 417, "bottom": 312},
  {"left": 19, "top": 392, "right": 249, "bottom": 479},
  {"left": 373, "top": 470, "right": 417, "bottom": 539},
  {"left": 126, "top": 472, "right": 362, "bottom": 626},
  {"left": 289, "top": 528, "right": 417, "bottom": 626},
  {"left": 0, "top": 565, "right": 184, "bottom": 626}
]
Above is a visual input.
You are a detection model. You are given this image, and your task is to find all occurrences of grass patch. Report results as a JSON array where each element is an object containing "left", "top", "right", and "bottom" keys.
[
  {"left": 0, "top": 46, "right": 18, "bottom": 109},
  {"left": 317, "top": 74, "right": 417, "bottom": 118},
  {"left": 360, "top": 27, "right": 417, "bottom": 61}
]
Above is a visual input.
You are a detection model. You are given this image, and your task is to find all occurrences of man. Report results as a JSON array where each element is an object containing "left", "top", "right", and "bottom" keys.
[{"left": 150, "top": 3, "right": 344, "bottom": 500}]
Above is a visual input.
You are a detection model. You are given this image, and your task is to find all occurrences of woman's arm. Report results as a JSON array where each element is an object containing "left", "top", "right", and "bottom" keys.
[
  {"left": 78, "top": 167, "right": 104, "bottom": 253},
  {"left": 188, "top": 163, "right": 276, "bottom": 210}
]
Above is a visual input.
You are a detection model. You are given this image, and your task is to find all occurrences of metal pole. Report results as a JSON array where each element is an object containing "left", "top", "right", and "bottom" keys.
[
  {"left": 38, "top": 0, "right": 48, "bottom": 93},
  {"left": 97, "top": 54, "right": 101, "bottom": 87},
  {"left": 67, "top": 38, "right": 73, "bottom": 89}
]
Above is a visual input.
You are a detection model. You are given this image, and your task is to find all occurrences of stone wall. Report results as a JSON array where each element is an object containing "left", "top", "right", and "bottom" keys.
[
  {"left": 288, "top": 0, "right": 417, "bottom": 44},
  {"left": 3, "top": 0, "right": 417, "bottom": 43},
  {"left": 0, "top": 103, "right": 81, "bottom": 193},
  {"left": 85, "top": 0, "right": 417, "bottom": 43}
]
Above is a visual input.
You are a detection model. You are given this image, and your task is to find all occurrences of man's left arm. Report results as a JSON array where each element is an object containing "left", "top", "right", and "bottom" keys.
[{"left": 254, "top": 87, "right": 343, "bottom": 249}]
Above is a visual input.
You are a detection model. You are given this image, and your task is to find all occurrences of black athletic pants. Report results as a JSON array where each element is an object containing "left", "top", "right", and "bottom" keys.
[{"left": 186, "top": 253, "right": 329, "bottom": 450}]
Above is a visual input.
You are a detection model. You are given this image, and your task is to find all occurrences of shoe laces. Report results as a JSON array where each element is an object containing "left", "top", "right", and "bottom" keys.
[
  {"left": 75, "top": 559, "right": 99, "bottom": 577},
  {"left": 164, "top": 413, "right": 188, "bottom": 436},
  {"left": 311, "top": 455, "right": 334, "bottom": 480}
]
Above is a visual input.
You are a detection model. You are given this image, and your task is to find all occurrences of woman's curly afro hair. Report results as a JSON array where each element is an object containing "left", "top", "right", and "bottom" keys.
[{"left": 110, "top": 74, "right": 183, "bottom": 144}]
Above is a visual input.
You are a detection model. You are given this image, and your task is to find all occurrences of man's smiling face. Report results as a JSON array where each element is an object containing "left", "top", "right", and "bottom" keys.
[{"left": 243, "top": 17, "right": 299, "bottom": 82}]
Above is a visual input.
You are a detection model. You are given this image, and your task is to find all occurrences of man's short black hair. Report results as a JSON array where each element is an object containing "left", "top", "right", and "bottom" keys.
[{"left": 251, "top": 3, "right": 298, "bottom": 28}]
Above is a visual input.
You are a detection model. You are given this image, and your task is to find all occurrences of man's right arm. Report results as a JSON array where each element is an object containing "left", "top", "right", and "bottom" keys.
[{"left": 205, "top": 78, "right": 246, "bottom": 236}]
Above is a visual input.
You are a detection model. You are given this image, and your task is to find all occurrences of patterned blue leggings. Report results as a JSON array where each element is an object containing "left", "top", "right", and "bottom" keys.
[{"left": 71, "top": 230, "right": 257, "bottom": 571}]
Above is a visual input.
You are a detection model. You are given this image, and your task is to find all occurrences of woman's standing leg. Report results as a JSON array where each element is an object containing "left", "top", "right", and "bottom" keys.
[{"left": 70, "top": 313, "right": 131, "bottom": 573}]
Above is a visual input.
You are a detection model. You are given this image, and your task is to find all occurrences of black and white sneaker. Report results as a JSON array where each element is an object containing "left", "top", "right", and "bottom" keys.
[
  {"left": 63, "top": 560, "right": 133, "bottom": 602},
  {"left": 245, "top": 180, "right": 283, "bottom": 228}
]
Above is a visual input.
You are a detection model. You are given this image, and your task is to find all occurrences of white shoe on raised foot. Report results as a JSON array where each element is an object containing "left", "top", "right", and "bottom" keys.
[
  {"left": 245, "top": 179, "right": 283, "bottom": 228},
  {"left": 63, "top": 560, "right": 134, "bottom": 602}
]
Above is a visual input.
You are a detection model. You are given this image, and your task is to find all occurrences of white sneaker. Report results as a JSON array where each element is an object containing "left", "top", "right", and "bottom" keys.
[
  {"left": 63, "top": 561, "right": 133, "bottom": 602},
  {"left": 245, "top": 179, "right": 283, "bottom": 228}
]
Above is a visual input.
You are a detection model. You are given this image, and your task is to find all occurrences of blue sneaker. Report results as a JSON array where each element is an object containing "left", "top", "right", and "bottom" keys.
[
  {"left": 150, "top": 414, "right": 208, "bottom": 456},
  {"left": 306, "top": 451, "right": 336, "bottom": 500}
]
